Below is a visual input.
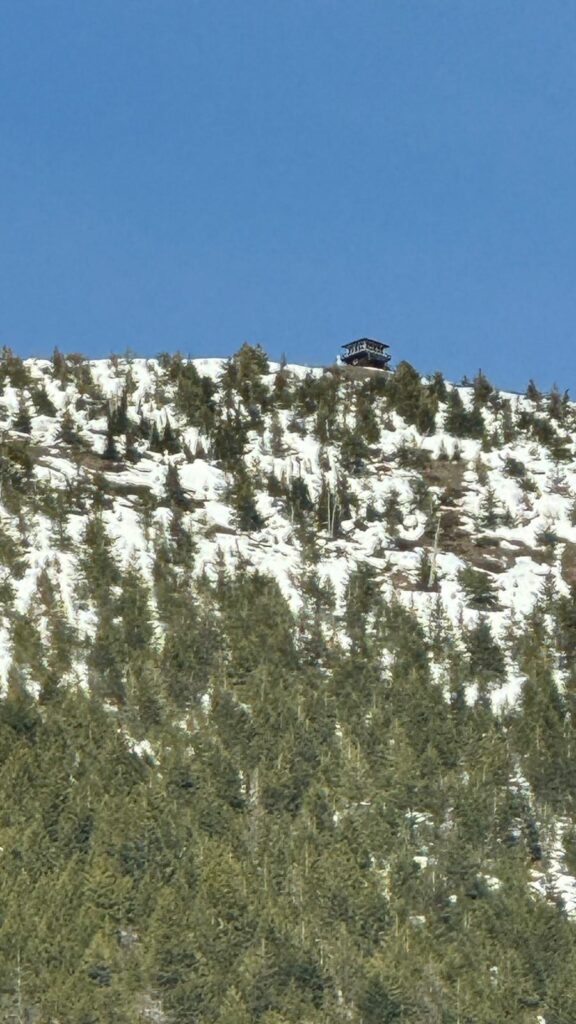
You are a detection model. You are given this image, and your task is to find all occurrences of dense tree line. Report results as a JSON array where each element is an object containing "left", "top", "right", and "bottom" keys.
[{"left": 0, "top": 559, "right": 575, "bottom": 1022}]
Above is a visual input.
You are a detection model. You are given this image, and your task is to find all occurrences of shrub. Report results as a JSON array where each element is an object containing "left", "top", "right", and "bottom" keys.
[
  {"left": 395, "top": 438, "right": 430, "bottom": 470},
  {"left": 504, "top": 456, "right": 525, "bottom": 479}
]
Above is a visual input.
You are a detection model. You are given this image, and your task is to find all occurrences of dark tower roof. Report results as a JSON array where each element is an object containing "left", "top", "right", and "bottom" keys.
[{"left": 342, "top": 337, "right": 389, "bottom": 351}]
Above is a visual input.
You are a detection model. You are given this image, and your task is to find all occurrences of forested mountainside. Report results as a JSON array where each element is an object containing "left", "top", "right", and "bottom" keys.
[{"left": 2, "top": 343, "right": 576, "bottom": 1022}]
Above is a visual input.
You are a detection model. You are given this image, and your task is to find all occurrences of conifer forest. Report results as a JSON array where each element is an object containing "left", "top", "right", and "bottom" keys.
[{"left": 1, "top": 343, "right": 576, "bottom": 1022}]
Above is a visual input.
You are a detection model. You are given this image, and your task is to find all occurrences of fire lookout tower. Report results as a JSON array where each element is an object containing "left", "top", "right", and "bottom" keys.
[{"left": 340, "top": 338, "right": 390, "bottom": 370}]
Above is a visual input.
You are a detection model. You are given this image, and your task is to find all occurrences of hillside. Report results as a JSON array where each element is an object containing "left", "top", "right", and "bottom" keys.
[{"left": 1, "top": 343, "right": 576, "bottom": 1022}]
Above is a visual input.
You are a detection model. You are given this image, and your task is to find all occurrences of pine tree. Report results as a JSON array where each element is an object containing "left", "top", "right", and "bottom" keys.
[
  {"left": 383, "top": 488, "right": 403, "bottom": 539},
  {"left": 227, "top": 470, "right": 264, "bottom": 532},
  {"left": 102, "top": 410, "right": 122, "bottom": 461},
  {"left": 465, "top": 617, "right": 506, "bottom": 688},
  {"left": 13, "top": 396, "right": 32, "bottom": 435},
  {"left": 32, "top": 384, "right": 57, "bottom": 417},
  {"left": 78, "top": 511, "right": 120, "bottom": 606},
  {"left": 165, "top": 463, "right": 189, "bottom": 509},
  {"left": 58, "top": 408, "right": 87, "bottom": 449},
  {"left": 0, "top": 347, "right": 31, "bottom": 388},
  {"left": 458, "top": 566, "right": 499, "bottom": 610},
  {"left": 472, "top": 369, "right": 493, "bottom": 405},
  {"left": 444, "top": 387, "right": 485, "bottom": 439}
]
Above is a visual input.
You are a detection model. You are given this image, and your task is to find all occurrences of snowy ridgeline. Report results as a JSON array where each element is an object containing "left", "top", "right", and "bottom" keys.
[{"left": 1, "top": 352, "right": 576, "bottom": 703}]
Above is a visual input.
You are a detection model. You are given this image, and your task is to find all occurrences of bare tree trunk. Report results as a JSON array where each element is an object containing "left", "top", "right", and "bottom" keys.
[
  {"left": 327, "top": 485, "right": 339, "bottom": 538},
  {"left": 428, "top": 513, "right": 442, "bottom": 589},
  {"left": 14, "top": 949, "right": 28, "bottom": 1024}
]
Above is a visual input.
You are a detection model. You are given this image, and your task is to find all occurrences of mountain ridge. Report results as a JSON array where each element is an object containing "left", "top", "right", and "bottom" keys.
[{"left": 1, "top": 343, "right": 576, "bottom": 1022}]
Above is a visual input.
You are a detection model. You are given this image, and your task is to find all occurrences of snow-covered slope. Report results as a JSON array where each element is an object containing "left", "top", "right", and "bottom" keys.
[{"left": 1, "top": 350, "right": 575, "bottom": 692}]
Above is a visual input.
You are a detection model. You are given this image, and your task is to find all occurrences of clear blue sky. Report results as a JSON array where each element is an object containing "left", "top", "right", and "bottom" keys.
[{"left": 1, "top": 1, "right": 575, "bottom": 390}]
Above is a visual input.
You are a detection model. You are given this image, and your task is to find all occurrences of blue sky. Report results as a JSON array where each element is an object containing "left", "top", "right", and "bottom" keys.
[{"left": 1, "top": 1, "right": 575, "bottom": 390}]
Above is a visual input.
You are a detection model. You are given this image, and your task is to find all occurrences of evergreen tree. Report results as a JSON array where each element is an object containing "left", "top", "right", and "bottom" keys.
[
  {"left": 227, "top": 470, "right": 264, "bottom": 532},
  {"left": 458, "top": 566, "right": 499, "bottom": 610},
  {"left": 32, "top": 383, "right": 57, "bottom": 417},
  {"left": 58, "top": 408, "right": 87, "bottom": 449},
  {"left": 444, "top": 387, "right": 485, "bottom": 439},
  {"left": 465, "top": 617, "right": 506, "bottom": 688},
  {"left": 13, "top": 396, "right": 32, "bottom": 435}
]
